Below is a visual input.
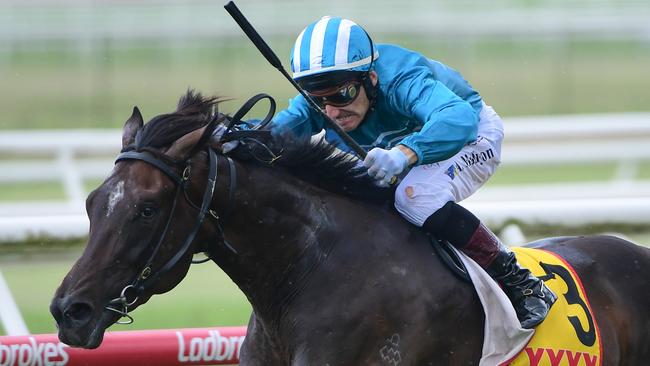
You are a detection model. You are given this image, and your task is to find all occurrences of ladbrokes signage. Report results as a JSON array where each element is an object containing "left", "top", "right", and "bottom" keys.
[
  {"left": 0, "top": 327, "right": 247, "bottom": 366},
  {"left": 176, "top": 329, "right": 244, "bottom": 363},
  {"left": 0, "top": 338, "right": 68, "bottom": 366}
]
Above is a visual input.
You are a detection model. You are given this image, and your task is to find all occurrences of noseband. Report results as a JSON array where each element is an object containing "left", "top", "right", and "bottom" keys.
[{"left": 106, "top": 147, "right": 236, "bottom": 324}]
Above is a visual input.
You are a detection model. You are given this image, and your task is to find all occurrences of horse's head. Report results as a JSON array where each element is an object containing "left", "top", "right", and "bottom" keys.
[{"left": 50, "top": 91, "right": 228, "bottom": 348}]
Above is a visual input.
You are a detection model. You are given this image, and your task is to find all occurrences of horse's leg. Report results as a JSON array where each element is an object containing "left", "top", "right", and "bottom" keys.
[{"left": 239, "top": 312, "right": 285, "bottom": 365}]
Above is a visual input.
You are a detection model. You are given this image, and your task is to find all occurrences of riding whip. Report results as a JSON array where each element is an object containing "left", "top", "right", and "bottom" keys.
[{"left": 223, "top": 1, "right": 367, "bottom": 159}]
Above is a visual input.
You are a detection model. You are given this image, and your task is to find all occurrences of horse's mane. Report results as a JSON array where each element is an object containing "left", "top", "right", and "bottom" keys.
[
  {"left": 264, "top": 133, "right": 394, "bottom": 204},
  {"left": 136, "top": 89, "right": 393, "bottom": 204}
]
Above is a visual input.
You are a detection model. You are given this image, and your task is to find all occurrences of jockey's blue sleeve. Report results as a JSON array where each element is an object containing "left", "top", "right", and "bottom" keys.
[{"left": 386, "top": 65, "right": 479, "bottom": 164}]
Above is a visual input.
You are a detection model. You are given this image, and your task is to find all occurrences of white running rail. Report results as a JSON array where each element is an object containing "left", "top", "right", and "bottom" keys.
[
  {"left": 0, "top": 113, "right": 649, "bottom": 239},
  {"left": 0, "top": 270, "right": 29, "bottom": 336}
]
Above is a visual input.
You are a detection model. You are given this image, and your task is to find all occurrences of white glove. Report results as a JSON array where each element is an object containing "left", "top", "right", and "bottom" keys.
[
  {"left": 221, "top": 140, "right": 240, "bottom": 154},
  {"left": 212, "top": 123, "right": 240, "bottom": 153},
  {"left": 363, "top": 146, "right": 410, "bottom": 186}
]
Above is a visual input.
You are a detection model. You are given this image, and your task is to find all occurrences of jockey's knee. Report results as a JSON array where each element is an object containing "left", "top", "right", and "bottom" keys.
[
  {"left": 421, "top": 201, "right": 480, "bottom": 248},
  {"left": 394, "top": 183, "right": 454, "bottom": 227}
]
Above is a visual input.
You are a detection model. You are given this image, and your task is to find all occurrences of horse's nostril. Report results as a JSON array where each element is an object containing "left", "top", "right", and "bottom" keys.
[{"left": 63, "top": 302, "right": 94, "bottom": 323}]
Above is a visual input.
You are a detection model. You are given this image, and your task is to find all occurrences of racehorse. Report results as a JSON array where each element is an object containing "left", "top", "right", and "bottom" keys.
[{"left": 51, "top": 90, "right": 650, "bottom": 365}]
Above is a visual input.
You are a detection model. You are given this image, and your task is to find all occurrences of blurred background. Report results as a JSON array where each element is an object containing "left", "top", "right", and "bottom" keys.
[{"left": 1, "top": 0, "right": 649, "bottom": 337}]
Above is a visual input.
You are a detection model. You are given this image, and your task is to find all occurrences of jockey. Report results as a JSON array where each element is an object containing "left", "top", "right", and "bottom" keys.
[{"left": 270, "top": 16, "right": 556, "bottom": 329}]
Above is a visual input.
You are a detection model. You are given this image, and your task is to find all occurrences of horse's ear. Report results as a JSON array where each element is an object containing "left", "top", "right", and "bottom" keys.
[
  {"left": 166, "top": 125, "right": 210, "bottom": 161},
  {"left": 122, "top": 106, "right": 143, "bottom": 150}
]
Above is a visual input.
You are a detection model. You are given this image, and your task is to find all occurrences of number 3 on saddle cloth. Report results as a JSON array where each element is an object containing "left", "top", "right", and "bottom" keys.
[{"left": 503, "top": 247, "right": 602, "bottom": 366}]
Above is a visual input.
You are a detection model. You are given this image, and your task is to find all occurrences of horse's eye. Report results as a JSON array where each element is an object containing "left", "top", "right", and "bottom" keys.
[{"left": 140, "top": 207, "right": 157, "bottom": 219}]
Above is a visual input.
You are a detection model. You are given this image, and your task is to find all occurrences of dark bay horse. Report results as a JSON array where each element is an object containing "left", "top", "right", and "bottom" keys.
[{"left": 51, "top": 91, "right": 650, "bottom": 365}]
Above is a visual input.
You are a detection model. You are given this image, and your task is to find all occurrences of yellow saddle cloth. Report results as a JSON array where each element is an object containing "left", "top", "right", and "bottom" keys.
[{"left": 504, "top": 247, "right": 602, "bottom": 366}]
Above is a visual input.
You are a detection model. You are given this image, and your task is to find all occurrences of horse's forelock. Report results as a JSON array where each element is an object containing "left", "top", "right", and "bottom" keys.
[
  {"left": 176, "top": 89, "right": 221, "bottom": 116},
  {"left": 133, "top": 89, "right": 221, "bottom": 150}
]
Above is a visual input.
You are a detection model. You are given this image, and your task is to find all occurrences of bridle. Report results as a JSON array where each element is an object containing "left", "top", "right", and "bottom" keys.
[
  {"left": 104, "top": 93, "right": 275, "bottom": 324},
  {"left": 106, "top": 146, "right": 235, "bottom": 324}
]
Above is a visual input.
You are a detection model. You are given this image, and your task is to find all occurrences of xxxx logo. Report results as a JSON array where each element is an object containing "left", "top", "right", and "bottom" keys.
[{"left": 524, "top": 348, "right": 598, "bottom": 366}]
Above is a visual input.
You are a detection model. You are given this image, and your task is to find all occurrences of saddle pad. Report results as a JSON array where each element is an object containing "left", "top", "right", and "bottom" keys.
[{"left": 504, "top": 247, "right": 602, "bottom": 366}]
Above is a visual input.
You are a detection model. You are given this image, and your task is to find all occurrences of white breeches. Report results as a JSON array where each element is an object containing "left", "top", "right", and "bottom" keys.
[{"left": 394, "top": 103, "right": 504, "bottom": 226}]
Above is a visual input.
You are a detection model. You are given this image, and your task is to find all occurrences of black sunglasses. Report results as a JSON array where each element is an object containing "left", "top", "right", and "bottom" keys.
[{"left": 307, "top": 81, "right": 362, "bottom": 108}]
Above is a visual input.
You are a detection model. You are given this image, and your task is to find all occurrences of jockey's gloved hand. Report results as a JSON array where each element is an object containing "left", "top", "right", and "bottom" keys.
[
  {"left": 364, "top": 146, "right": 410, "bottom": 186},
  {"left": 212, "top": 125, "right": 241, "bottom": 154}
]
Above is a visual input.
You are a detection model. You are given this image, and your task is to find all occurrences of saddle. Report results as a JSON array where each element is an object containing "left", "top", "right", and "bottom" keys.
[
  {"left": 429, "top": 236, "right": 471, "bottom": 282},
  {"left": 436, "top": 240, "right": 603, "bottom": 366},
  {"left": 506, "top": 247, "right": 602, "bottom": 366}
]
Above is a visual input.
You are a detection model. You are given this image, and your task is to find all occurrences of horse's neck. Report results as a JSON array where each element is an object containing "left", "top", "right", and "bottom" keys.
[
  {"left": 212, "top": 163, "right": 338, "bottom": 323},
  {"left": 205, "top": 161, "right": 488, "bottom": 355}
]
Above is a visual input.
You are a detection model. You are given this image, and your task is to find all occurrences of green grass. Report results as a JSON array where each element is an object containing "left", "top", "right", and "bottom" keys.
[
  {"left": 0, "top": 250, "right": 251, "bottom": 336},
  {"left": 0, "top": 181, "right": 66, "bottom": 201},
  {"left": 639, "top": 161, "right": 650, "bottom": 180},
  {"left": 1, "top": 38, "right": 649, "bottom": 131},
  {"left": 488, "top": 162, "right": 619, "bottom": 185}
]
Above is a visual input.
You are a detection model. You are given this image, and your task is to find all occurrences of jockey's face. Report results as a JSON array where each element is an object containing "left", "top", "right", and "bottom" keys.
[{"left": 323, "top": 71, "right": 377, "bottom": 132}]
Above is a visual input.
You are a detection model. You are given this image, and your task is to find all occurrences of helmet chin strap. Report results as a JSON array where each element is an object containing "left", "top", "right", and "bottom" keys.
[
  {"left": 362, "top": 29, "right": 378, "bottom": 103},
  {"left": 361, "top": 30, "right": 378, "bottom": 115},
  {"left": 362, "top": 74, "right": 378, "bottom": 110}
]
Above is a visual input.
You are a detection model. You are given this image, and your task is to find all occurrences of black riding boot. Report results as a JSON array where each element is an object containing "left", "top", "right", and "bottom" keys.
[
  {"left": 423, "top": 202, "right": 557, "bottom": 329},
  {"left": 463, "top": 223, "right": 557, "bottom": 329}
]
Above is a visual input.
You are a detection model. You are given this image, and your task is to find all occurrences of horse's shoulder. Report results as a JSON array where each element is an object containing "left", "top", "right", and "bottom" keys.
[{"left": 240, "top": 312, "right": 286, "bottom": 364}]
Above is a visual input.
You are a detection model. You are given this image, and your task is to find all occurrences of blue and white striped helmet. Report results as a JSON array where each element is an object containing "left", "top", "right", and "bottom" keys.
[{"left": 290, "top": 16, "right": 379, "bottom": 80}]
